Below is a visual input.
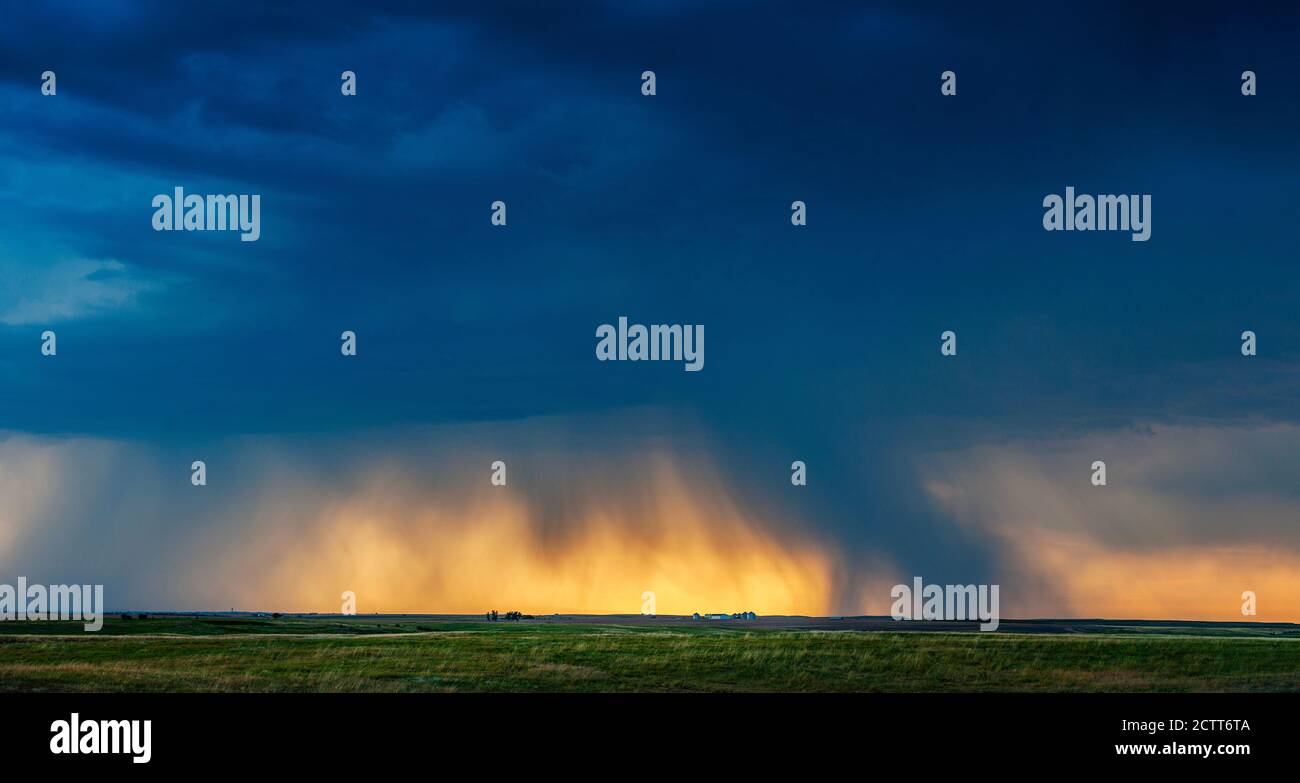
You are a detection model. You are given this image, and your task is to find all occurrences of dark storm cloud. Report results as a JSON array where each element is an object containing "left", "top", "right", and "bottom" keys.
[{"left": 2, "top": 2, "right": 1300, "bottom": 605}]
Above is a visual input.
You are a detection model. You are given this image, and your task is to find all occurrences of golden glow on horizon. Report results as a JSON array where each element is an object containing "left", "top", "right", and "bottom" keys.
[
  {"left": 199, "top": 457, "right": 858, "bottom": 616},
  {"left": 4, "top": 428, "right": 1297, "bottom": 622},
  {"left": 1001, "top": 531, "right": 1300, "bottom": 622},
  {"left": 924, "top": 424, "right": 1300, "bottom": 623}
]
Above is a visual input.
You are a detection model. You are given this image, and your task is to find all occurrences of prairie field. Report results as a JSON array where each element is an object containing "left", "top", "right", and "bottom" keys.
[{"left": 1, "top": 615, "right": 1297, "bottom": 693}]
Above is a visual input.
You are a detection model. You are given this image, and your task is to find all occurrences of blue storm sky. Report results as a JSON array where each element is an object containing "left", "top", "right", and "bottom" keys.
[{"left": 2, "top": 1, "right": 1299, "bottom": 614}]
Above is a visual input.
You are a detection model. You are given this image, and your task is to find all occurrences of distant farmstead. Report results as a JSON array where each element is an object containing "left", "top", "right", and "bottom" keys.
[{"left": 693, "top": 611, "right": 758, "bottom": 620}]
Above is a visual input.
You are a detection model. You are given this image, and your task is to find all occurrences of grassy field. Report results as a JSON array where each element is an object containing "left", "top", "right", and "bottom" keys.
[{"left": 1, "top": 616, "right": 1297, "bottom": 692}]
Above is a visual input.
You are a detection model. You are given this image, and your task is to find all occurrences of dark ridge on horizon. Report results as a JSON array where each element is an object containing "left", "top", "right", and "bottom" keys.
[{"left": 79, "top": 611, "right": 1300, "bottom": 634}]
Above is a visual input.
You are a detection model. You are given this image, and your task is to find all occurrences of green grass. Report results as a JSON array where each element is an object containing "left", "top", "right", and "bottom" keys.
[{"left": 1, "top": 617, "right": 1296, "bottom": 692}]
